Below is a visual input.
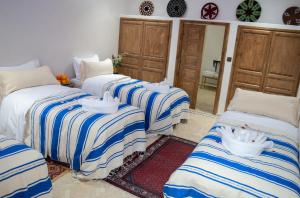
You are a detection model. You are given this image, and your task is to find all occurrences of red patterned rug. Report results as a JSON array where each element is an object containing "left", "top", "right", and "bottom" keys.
[
  {"left": 46, "top": 158, "right": 70, "bottom": 181},
  {"left": 105, "top": 135, "right": 197, "bottom": 198}
]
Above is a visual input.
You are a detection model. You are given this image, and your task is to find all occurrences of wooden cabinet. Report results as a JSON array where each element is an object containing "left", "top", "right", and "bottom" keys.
[
  {"left": 227, "top": 26, "right": 300, "bottom": 105},
  {"left": 118, "top": 18, "right": 172, "bottom": 82}
]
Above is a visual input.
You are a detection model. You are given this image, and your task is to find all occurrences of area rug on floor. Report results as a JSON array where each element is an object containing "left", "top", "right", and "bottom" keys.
[
  {"left": 46, "top": 158, "right": 70, "bottom": 181},
  {"left": 105, "top": 135, "right": 197, "bottom": 198}
]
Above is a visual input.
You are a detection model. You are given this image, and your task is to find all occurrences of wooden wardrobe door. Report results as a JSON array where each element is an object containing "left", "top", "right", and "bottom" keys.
[
  {"left": 141, "top": 21, "right": 171, "bottom": 82},
  {"left": 263, "top": 32, "right": 300, "bottom": 96},
  {"left": 119, "top": 19, "right": 143, "bottom": 78},
  {"left": 176, "top": 22, "right": 206, "bottom": 109},
  {"left": 228, "top": 28, "right": 272, "bottom": 102}
]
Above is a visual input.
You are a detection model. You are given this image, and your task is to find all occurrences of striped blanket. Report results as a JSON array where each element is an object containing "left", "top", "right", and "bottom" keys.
[
  {"left": 107, "top": 79, "right": 190, "bottom": 134},
  {"left": 164, "top": 125, "right": 300, "bottom": 198},
  {"left": 26, "top": 90, "right": 146, "bottom": 179},
  {"left": 0, "top": 135, "right": 52, "bottom": 198}
]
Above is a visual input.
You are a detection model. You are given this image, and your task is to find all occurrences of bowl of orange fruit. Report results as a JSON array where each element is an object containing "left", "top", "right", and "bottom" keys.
[{"left": 56, "top": 74, "right": 70, "bottom": 85}]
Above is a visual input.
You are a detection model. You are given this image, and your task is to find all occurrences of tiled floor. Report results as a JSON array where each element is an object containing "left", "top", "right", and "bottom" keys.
[
  {"left": 52, "top": 111, "right": 217, "bottom": 198},
  {"left": 196, "top": 87, "right": 216, "bottom": 113}
]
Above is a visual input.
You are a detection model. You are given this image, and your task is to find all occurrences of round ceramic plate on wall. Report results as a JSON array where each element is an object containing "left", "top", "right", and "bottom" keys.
[
  {"left": 236, "top": 0, "right": 261, "bottom": 22},
  {"left": 282, "top": 6, "right": 300, "bottom": 26},
  {"left": 201, "top": 2, "right": 219, "bottom": 20},
  {"left": 167, "top": 0, "right": 187, "bottom": 17},
  {"left": 139, "top": 1, "right": 154, "bottom": 16}
]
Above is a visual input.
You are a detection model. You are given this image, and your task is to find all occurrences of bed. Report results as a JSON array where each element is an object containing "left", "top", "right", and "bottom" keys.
[
  {"left": 164, "top": 111, "right": 300, "bottom": 197},
  {"left": 164, "top": 89, "right": 300, "bottom": 198},
  {"left": 0, "top": 84, "right": 146, "bottom": 179},
  {"left": 0, "top": 135, "right": 52, "bottom": 198},
  {"left": 80, "top": 74, "right": 190, "bottom": 135}
]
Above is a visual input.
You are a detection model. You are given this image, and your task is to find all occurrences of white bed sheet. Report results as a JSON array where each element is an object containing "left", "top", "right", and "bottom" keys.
[
  {"left": 82, "top": 74, "right": 130, "bottom": 98},
  {"left": 218, "top": 111, "right": 299, "bottom": 143},
  {"left": 0, "top": 85, "right": 77, "bottom": 141}
]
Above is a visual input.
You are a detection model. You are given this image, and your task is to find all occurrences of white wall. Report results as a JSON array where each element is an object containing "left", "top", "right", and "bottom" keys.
[
  {"left": 127, "top": 0, "right": 300, "bottom": 25},
  {"left": 200, "top": 25, "right": 225, "bottom": 85},
  {"left": 0, "top": 0, "right": 131, "bottom": 76}
]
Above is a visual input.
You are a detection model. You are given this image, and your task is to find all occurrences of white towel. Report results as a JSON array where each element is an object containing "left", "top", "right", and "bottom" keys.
[
  {"left": 80, "top": 91, "right": 119, "bottom": 114},
  {"left": 218, "top": 126, "right": 273, "bottom": 157},
  {"left": 144, "top": 79, "right": 170, "bottom": 94},
  {"left": 159, "top": 78, "right": 169, "bottom": 86}
]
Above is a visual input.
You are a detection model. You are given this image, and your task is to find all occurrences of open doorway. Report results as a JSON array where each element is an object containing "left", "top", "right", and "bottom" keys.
[
  {"left": 196, "top": 25, "right": 226, "bottom": 113},
  {"left": 174, "top": 20, "right": 229, "bottom": 114}
]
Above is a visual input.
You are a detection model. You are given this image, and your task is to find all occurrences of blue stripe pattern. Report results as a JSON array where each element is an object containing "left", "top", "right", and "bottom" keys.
[
  {"left": 109, "top": 79, "right": 190, "bottom": 133},
  {"left": 39, "top": 93, "right": 91, "bottom": 155},
  {"left": 29, "top": 90, "right": 146, "bottom": 178},
  {"left": 0, "top": 137, "right": 52, "bottom": 198},
  {"left": 72, "top": 113, "right": 105, "bottom": 170},
  {"left": 164, "top": 127, "right": 300, "bottom": 197},
  {"left": 113, "top": 80, "right": 142, "bottom": 98}
]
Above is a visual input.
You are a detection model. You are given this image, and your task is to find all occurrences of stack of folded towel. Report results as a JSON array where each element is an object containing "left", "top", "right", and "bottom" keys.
[
  {"left": 80, "top": 91, "right": 120, "bottom": 114},
  {"left": 218, "top": 125, "right": 273, "bottom": 157},
  {"left": 143, "top": 78, "right": 170, "bottom": 94}
]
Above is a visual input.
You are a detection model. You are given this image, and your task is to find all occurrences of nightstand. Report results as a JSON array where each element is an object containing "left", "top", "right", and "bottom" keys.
[{"left": 61, "top": 83, "right": 75, "bottom": 88}]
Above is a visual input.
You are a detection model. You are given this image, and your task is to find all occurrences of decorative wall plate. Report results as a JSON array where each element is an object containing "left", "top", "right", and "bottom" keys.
[
  {"left": 167, "top": 0, "right": 187, "bottom": 17},
  {"left": 282, "top": 6, "right": 300, "bottom": 26},
  {"left": 201, "top": 3, "right": 219, "bottom": 20},
  {"left": 236, "top": 0, "right": 261, "bottom": 22},
  {"left": 139, "top": 1, "right": 154, "bottom": 16}
]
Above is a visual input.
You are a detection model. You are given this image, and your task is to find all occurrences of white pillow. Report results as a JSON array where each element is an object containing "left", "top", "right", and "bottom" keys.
[
  {"left": 0, "top": 65, "right": 59, "bottom": 102},
  {"left": 80, "top": 59, "right": 113, "bottom": 82},
  {"left": 72, "top": 54, "right": 99, "bottom": 79},
  {"left": 228, "top": 88, "right": 300, "bottom": 127},
  {"left": 0, "top": 59, "right": 40, "bottom": 71}
]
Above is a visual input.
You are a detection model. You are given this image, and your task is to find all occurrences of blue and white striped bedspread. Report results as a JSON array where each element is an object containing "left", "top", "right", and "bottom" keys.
[
  {"left": 26, "top": 90, "right": 146, "bottom": 179},
  {"left": 164, "top": 125, "right": 300, "bottom": 198},
  {"left": 0, "top": 135, "right": 52, "bottom": 198},
  {"left": 108, "top": 79, "right": 190, "bottom": 134}
]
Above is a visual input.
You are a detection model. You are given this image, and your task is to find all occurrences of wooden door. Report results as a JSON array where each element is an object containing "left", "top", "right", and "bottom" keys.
[
  {"left": 176, "top": 22, "right": 206, "bottom": 108},
  {"left": 119, "top": 19, "right": 143, "bottom": 78},
  {"left": 263, "top": 32, "right": 300, "bottom": 96},
  {"left": 141, "top": 21, "right": 171, "bottom": 82},
  {"left": 118, "top": 18, "right": 171, "bottom": 82},
  {"left": 227, "top": 28, "right": 272, "bottom": 102}
]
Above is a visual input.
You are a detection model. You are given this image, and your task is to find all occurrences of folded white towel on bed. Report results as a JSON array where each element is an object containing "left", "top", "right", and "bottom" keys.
[
  {"left": 80, "top": 91, "right": 119, "bottom": 114},
  {"left": 144, "top": 79, "right": 170, "bottom": 94},
  {"left": 218, "top": 126, "right": 273, "bottom": 157}
]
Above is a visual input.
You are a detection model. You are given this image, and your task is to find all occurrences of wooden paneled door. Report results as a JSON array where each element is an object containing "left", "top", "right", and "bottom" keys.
[
  {"left": 228, "top": 28, "right": 272, "bottom": 100},
  {"left": 141, "top": 21, "right": 171, "bottom": 82},
  {"left": 227, "top": 26, "right": 300, "bottom": 106},
  {"left": 119, "top": 18, "right": 172, "bottom": 82},
  {"left": 175, "top": 22, "right": 206, "bottom": 108},
  {"left": 264, "top": 32, "right": 300, "bottom": 96},
  {"left": 118, "top": 19, "right": 143, "bottom": 79}
]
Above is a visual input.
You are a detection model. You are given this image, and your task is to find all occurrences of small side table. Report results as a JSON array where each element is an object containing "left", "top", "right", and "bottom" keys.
[
  {"left": 61, "top": 83, "right": 75, "bottom": 88},
  {"left": 201, "top": 71, "right": 219, "bottom": 88}
]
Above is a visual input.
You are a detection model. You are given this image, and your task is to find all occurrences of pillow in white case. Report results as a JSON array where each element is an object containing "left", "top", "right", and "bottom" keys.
[
  {"left": 80, "top": 58, "right": 113, "bottom": 82},
  {"left": 0, "top": 59, "right": 40, "bottom": 71},
  {"left": 228, "top": 88, "right": 300, "bottom": 127},
  {"left": 73, "top": 54, "right": 99, "bottom": 79}
]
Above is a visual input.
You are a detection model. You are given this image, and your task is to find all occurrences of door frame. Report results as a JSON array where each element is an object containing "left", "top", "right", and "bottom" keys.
[{"left": 174, "top": 20, "right": 230, "bottom": 114}]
